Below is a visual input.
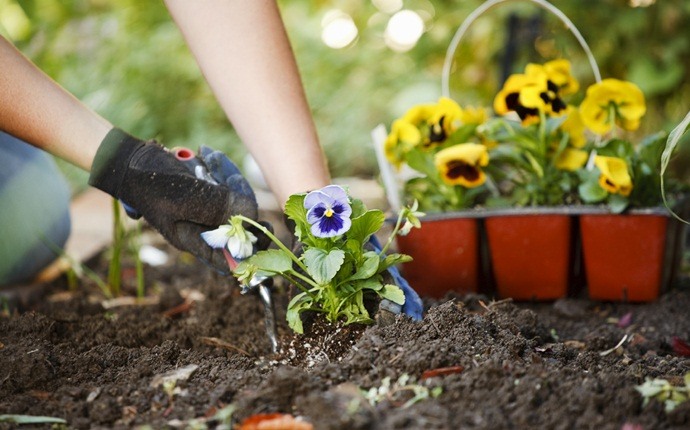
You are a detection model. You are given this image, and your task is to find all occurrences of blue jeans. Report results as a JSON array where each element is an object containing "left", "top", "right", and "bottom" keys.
[{"left": 0, "top": 132, "right": 71, "bottom": 286}]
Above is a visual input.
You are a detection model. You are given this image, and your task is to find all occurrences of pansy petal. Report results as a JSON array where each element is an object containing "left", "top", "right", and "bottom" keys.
[
  {"left": 307, "top": 204, "right": 326, "bottom": 225},
  {"left": 319, "top": 185, "right": 349, "bottom": 203},
  {"left": 200, "top": 226, "right": 231, "bottom": 249},
  {"left": 312, "top": 213, "right": 351, "bottom": 238},
  {"left": 331, "top": 202, "right": 352, "bottom": 217},
  {"left": 304, "top": 190, "right": 332, "bottom": 210},
  {"left": 226, "top": 235, "right": 254, "bottom": 259}
]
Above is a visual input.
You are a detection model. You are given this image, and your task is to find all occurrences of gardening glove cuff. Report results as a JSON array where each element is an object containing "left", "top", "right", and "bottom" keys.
[{"left": 89, "top": 128, "right": 145, "bottom": 198}]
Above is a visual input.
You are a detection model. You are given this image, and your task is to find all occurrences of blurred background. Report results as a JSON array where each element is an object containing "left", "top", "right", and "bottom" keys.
[{"left": 3, "top": 0, "right": 690, "bottom": 195}]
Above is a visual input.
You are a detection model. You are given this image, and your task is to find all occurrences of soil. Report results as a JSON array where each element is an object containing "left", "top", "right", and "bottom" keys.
[{"left": 1, "top": 232, "right": 690, "bottom": 430}]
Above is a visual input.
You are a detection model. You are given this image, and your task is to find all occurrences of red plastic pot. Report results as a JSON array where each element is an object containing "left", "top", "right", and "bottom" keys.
[
  {"left": 485, "top": 211, "right": 572, "bottom": 300},
  {"left": 395, "top": 215, "right": 480, "bottom": 298},
  {"left": 580, "top": 213, "right": 669, "bottom": 302}
]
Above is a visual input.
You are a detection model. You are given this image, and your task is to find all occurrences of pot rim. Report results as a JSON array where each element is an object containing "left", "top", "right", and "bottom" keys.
[{"left": 394, "top": 205, "right": 676, "bottom": 222}]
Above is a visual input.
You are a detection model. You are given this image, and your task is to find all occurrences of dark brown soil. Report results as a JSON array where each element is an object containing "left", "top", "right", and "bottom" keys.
[{"left": 1, "top": 234, "right": 690, "bottom": 429}]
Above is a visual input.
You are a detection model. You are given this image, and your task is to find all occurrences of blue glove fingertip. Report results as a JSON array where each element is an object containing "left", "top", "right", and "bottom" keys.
[{"left": 368, "top": 236, "right": 423, "bottom": 321}]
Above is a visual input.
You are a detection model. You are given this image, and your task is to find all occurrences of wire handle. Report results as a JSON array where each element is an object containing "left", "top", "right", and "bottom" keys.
[{"left": 441, "top": 0, "right": 601, "bottom": 98}]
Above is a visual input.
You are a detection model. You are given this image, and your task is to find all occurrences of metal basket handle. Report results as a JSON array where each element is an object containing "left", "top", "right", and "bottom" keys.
[{"left": 441, "top": 0, "right": 602, "bottom": 98}]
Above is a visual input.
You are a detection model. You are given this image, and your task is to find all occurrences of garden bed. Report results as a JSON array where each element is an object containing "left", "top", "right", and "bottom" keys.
[{"left": 1, "top": 233, "right": 690, "bottom": 429}]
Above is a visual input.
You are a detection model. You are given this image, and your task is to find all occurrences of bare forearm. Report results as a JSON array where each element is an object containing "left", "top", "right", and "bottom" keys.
[
  {"left": 0, "top": 36, "right": 111, "bottom": 171},
  {"left": 164, "top": 0, "right": 330, "bottom": 205}
]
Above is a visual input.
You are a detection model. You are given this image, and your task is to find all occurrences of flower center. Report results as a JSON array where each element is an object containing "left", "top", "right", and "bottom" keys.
[
  {"left": 325, "top": 207, "right": 334, "bottom": 217},
  {"left": 446, "top": 160, "right": 479, "bottom": 181}
]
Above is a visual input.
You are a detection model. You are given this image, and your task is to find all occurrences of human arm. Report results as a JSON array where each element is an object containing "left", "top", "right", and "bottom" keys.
[
  {"left": 0, "top": 35, "right": 111, "bottom": 170},
  {"left": 0, "top": 35, "right": 255, "bottom": 273},
  {"left": 164, "top": 0, "right": 331, "bottom": 207}
]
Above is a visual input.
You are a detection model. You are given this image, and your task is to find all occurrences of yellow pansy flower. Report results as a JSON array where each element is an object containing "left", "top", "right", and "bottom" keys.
[
  {"left": 555, "top": 148, "right": 589, "bottom": 171},
  {"left": 543, "top": 59, "right": 579, "bottom": 96},
  {"left": 385, "top": 119, "right": 421, "bottom": 169},
  {"left": 524, "top": 63, "right": 568, "bottom": 117},
  {"left": 579, "top": 79, "right": 646, "bottom": 135},
  {"left": 401, "top": 103, "right": 436, "bottom": 125},
  {"left": 400, "top": 97, "right": 463, "bottom": 149},
  {"left": 434, "top": 143, "right": 489, "bottom": 188},
  {"left": 494, "top": 73, "right": 548, "bottom": 125},
  {"left": 594, "top": 155, "right": 633, "bottom": 196},
  {"left": 560, "top": 105, "right": 586, "bottom": 148},
  {"left": 425, "top": 97, "right": 463, "bottom": 147}
]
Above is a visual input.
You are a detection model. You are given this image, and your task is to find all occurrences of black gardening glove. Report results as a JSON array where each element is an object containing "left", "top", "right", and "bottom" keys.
[{"left": 89, "top": 128, "right": 260, "bottom": 274}]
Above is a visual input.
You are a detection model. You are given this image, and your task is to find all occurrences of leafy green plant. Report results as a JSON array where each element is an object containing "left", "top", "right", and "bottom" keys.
[
  {"left": 107, "top": 200, "right": 145, "bottom": 298},
  {"left": 386, "top": 58, "right": 689, "bottom": 212},
  {"left": 636, "top": 373, "right": 690, "bottom": 412},
  {"left": 0, "top": 415, "right": 67, "bottom": 425},
  {"left": 202, "top": 185, "right": 422, "bottom": 333},
  {"left": 361, "top": 374, "right": 442, "bottom": 409}
]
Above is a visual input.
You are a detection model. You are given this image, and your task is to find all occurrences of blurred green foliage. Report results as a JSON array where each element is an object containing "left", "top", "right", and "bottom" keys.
[{"left": 3, "top": 0, "right": 690, "bottom": 192}]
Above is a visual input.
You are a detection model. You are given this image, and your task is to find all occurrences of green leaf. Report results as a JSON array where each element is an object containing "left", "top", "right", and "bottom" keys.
[
  {"left": 284, "top": 193, "right": 310, "bottom": 242},
  {"left": 350, "top": 251, "right": 380, "bottom": 280},
  {"left": 405, "top": 147, "right": 437, "bottom": 178},
  {"left": 578, "top": 180, "right": 607, "bottom": 203},
  {"left": 348, "top": 210, "right": 385, "bottom": 244},
  {"left": 286, "top": 292, "right": 312, "bottom": 334},
  {"left": 378, "top": 253, "right": 412, "bottom": 273},
  {"left": 0, "top": 415, "right": 67, "bottom": 424},
  {"left": 380, "top": 284, "right": 406, "bottom": 305},
  {"left": 303, "top": 248, "right": 345, "bottom": 284},
  {"left": 351, "top": 278, "right": 384, "bottom": 292},
  {"left": 349, "top": 197, "right": 367, "bottom": 218},
  {"left": 608, "top": 194, "right": 630, "bottom": 214},
  {"left": 444, "top": 123, "right": 478, "bottom": 146},
  {"left": 662, "top": 109, "right": 690, "bottom": 224},
  {"left": 244, "top": 249, "right": 293, "bottom": 275}
]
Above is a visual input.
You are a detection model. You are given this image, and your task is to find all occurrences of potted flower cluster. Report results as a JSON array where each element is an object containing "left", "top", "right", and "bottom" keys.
[{"left": 382, "top": 58, "right": 688, "bottom": 302}]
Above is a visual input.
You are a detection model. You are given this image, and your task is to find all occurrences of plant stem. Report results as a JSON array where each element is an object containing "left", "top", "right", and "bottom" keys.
[
  {"left": 108, "top": 199, "right": 124, "bottom": 297},
  {"left": 134, "top": 222, "right": 145, "bottom": 298},
  {"left": 282, "top": 272, "right": 319, "bottom": 297},
  {"left": 380, "top": 207, "right": 406, "bottom": 256},
  {"left": 235, "top": 216, "right": 312, "bottom": 275}
]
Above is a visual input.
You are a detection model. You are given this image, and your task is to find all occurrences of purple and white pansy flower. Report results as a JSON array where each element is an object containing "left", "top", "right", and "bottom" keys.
[
  {"left": 304, "top": 185, "right": 352, "bottom": 238},
  {"left": 201, "top": 217, "right": 257, "bottom": 259}
]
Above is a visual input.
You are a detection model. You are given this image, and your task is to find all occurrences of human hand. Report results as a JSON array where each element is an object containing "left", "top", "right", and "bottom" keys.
[{"left": 88, "top": 128, "right": 259, "bottom": 273}]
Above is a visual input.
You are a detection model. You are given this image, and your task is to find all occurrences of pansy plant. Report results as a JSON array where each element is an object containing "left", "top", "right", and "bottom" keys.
[
  {"left": 385, "top": 97, "right": 492, "bottom": 212},
  {"left": 574, "top": 78, "right": 671, "bottom": 212},
  {"left": 385, "top": 58, "right": 690, "bottom": 215},
  {"left": 203, "top": 185, "right": 421, "bottom": 334}
]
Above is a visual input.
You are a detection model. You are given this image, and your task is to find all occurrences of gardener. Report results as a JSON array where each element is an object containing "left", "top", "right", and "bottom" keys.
[{"left": 0, "top": 1, "right": 422, "bottom": 320}]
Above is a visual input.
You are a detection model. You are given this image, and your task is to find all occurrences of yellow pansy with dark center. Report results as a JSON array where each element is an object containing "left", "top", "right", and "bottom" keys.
[
  {"left": 594, "top": 155, "right": 633, "bottom": 196},
  {"left": 434, "top": 143, "right": 489, "bottom": 188},
  {"left": 428, "top": 116, "right": 448, "bottom": 145},
  {"left": 525, "top": 63, "right": 568, "bottom": 116},
  {"left": 423, "top": 97, "right": 463, "bottom": 148},
  {"left": 494, "top": 70, "right": 568, "bottom": 125},
  {"left": 391, "top": 97, "right": 464, "bottom": 150},
  {"left": 543, "top": 59, "right": 579, "bottom": 96},
  {"left": 579, "top": 79, "right": 646, "bottom": 135},
  {"left": 494, "top": 73, "right": 546, "bottom": 125}
]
